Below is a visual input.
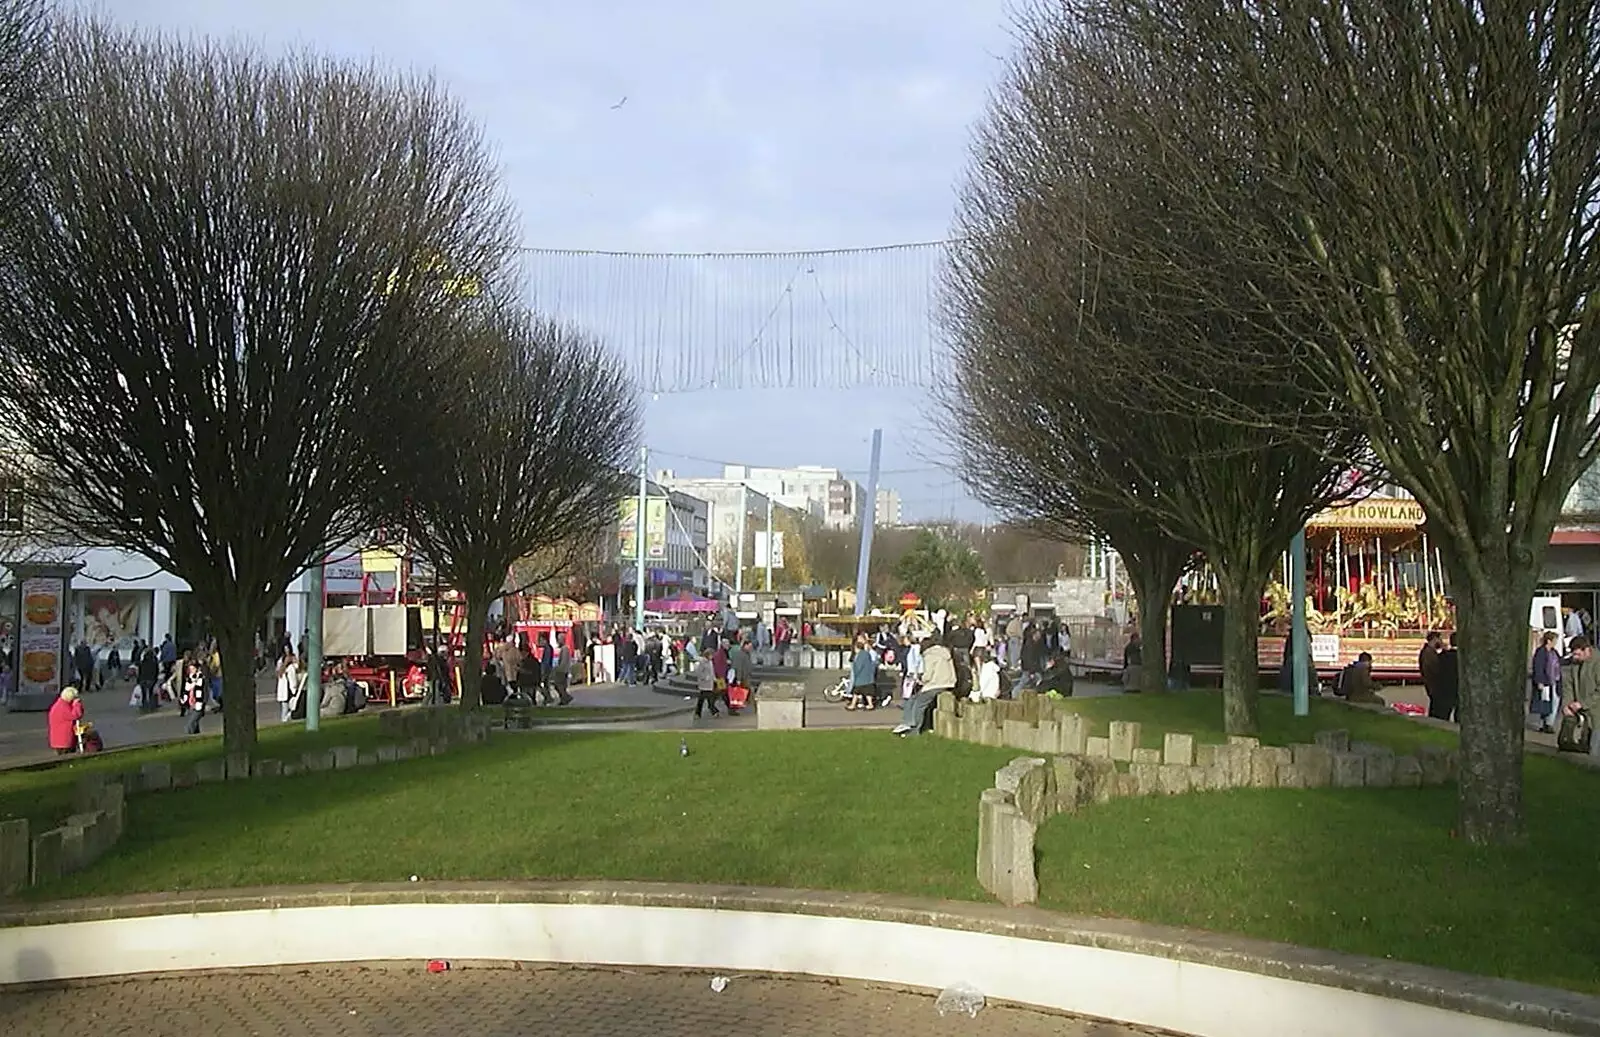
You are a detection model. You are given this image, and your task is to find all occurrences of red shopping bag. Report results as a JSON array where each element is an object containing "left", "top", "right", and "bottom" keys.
[{"left": 727, "top": 683, "right": 750, "bottom": 710}]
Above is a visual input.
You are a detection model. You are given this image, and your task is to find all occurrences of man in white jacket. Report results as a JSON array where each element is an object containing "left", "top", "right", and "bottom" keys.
[{"left": 894, "top": 633, "right": 956, "bottom": 736}]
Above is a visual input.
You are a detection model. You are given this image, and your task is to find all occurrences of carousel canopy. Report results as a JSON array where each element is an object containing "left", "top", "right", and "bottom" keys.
[{"left": 1310, "top": 498, "right": 1425, "bottom": 532}]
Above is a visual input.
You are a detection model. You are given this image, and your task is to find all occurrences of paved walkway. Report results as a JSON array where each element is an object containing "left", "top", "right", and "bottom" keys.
[{"left": 0, "top": 965, "right": 1160, "bottom": 1036}]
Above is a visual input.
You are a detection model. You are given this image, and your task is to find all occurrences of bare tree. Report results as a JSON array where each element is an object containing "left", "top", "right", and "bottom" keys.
[
  {"left": 946, "top": 2, "right": 1362, "bottom": 726},
  {"left": 0, "top": 21, "right": 515, "bottom": 753},
  {"left": 0, "top": 0, "right": 45, "bottom": 229},
  {"left": 1076, "top": 0, "right": 1600, "bottom": 843},
  {"left": 395, "top": 299, "right": 637, "bottom": 708}
]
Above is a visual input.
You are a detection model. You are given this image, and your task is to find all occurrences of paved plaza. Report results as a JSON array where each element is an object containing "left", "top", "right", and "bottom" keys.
[{"left": 0, "top": 965, "right": 1162, "bottom": 1037}]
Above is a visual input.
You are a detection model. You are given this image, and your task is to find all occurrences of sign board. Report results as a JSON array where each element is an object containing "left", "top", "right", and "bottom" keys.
[
  {"left": 18, "top": 575, "right": 66, "bottom": 696},
  {"left": 1310, "top": 498, "right": 1425, "bottom": 531},
  {"left": 1311, "top": 634, "right": 1341, "bottom": 665},
  {"left": 754, "top": 531, "right": 785, "bottom": 569},
  {"left": 619, "top": 498, "right": 669, "bottom": 560}
]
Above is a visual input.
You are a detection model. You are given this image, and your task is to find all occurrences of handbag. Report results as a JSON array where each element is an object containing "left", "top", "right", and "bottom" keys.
[{"left": 1557, "top": 708, "right": 1593, "bottom": 754}]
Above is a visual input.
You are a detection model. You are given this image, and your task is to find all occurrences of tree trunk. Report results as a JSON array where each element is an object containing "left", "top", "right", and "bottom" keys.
[
  {"left": 1452, "top": 568, "right": 1533, "bottom": 845},
  {"left": 458, "top": 590, "right": 490, "bottom": 709},
  {"left": 1123, "top": 550, "right": 1184, "bottom": 694},
  {"left": 1138, "top": 600, "right": 1171, "bottom": 694},
  {"left": 216, "top": 622, "right": 258, "bottom": 756},
  {"left": 1218, "top": 571, "right": 1264, "bottom": 736}
]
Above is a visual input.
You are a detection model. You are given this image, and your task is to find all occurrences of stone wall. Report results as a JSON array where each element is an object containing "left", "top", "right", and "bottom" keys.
[
  {"left": 0, "top": 707, "right": 494, "bottom": 897},
  {"left": 950, "top": 694, "right": 1460, "bottom": 906}
]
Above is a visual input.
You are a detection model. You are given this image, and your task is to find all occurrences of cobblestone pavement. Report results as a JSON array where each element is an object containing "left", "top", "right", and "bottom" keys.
[{"left": 1, "top": 965, "right": 1172, "bottom": 1036}]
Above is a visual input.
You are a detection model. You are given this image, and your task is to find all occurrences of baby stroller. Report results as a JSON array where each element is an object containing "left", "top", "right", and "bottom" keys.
[{"left": 75, "top": 719, "right": 104, "bottom": 755}]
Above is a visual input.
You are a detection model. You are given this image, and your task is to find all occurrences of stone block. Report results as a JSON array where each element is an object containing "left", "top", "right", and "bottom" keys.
[
  {"left": 1002, "top": 719, "right": 1036, "bottom": 751},
  {"left": 1277, "top": 764, "right": 1306, "bottom": 789},
  {"left": 1158, "top": 763, "right": 1192, "bottom": 795},
  {"left": 409, "top": 737, "right": 431, "bottom": 759},
  {"left": 936, "top": 691, "right": 957, "bottom": 715},
  {"left": 1114, "top": 772, "right": 1139, "bottom": 798},
  {"left": 756, "top": 686, "right": 807, "bottom": 729},
  {"left": 1417, "top": 746, "right": 1451, "bottom": 786},
  {"left": 139, "top": 761, "right": 173, "bottom": 793},
  {"left": 394, "top": 744, "right": 415, "bottom": 762},
  {"left": 1221, "top": 744, "right": 1254, "bottom": 787},
  {"left": 1291, "top": 744, "right": 1333, "bottom": 788},
  {"left": 172, "top": 767, "right": 199, "bottom": 790},
  {"left": 1086, "top": 736, "right": 1111, "bottom": 759},
  {"left": 1051, "top": 755, "right": 1115, "bottom": 813},
  {"left": 1187, "top": 765, "right": 1210, "bottom": 791},
  {"left": 95, "top": 784, "right": 125, "bottom": 840},
  {"left": 1130, "top": 762, "right": 1161, "bottom": 796},
  {"left": 976, "top": 787, "right": 1011, "bottom": 893},
  {"left": 1228, "top": 735, "right": 1260, "bottom": 749},
  {"left": 281, "top": 760, "right": 303, "bottom": 777},
  {"left": 977, "top": 717, "right": 1005, "bottom": 748},
  {"left": 1393, "top": 755, "right": 1422, "bottom": 788},
  {"left": 226, "top": 752, "right": 252, "bottom": 780},
  {"left": 1362, "top": 750, "right": 1396, "bottom": 788},
  {"left": 1163, "top": 732, "right": 1195, "bottom": 767},
  {"left": 1332, "top": 751, "right": 1367, "bottom": 788},
  {"left": 429, "top": 740, "right": 449, "bottom": 756},
  {"left": 58, "top": 823, "right": 85, "bottom": 873},
  {"left": 932, "top": 708, "right": 955, "bottom": 739},
  {"left": 1202, "top": 765, "right": 1228, "bottom": 791},
  {"left": 302, "top": 750, "right": 335, "bottom": 773},
  {"left": 1017, "top": 691, "right": 1043, "bottom": 724},
  {"left": 356, "top": 750, "right": 379, "bottom": 767},
  {"left": 1131, "top": 747, "right": 1163, "bottom": 765},
  {"left": 331, "top": 745, "right": 360, "bottom": 769},
  {"left": 1249, "top": 749, "right": 1280, "bottom": 789},
  {"left": 73, "top": 774, "right": 107, "bottom": 814},
  {"left": 376, "top": 744, "right": 399, "bottom": 763},
  {"left": 0, "top": 817, "right": 29, "bottom": 893},
  {"left": 1058, "top": 713, "right": 1089, "bottom": 756},
  {"left": 1195, "top": 743, "right": 1222, "bottom": 769},
  {"left": 1108, "top": 721, "right": 1141, "bottom": 762},
  {"left": 977, "top": 792, "right": 1037, "bottom": 907},
  {"left": 1034, "top": 719, "right": 1061, "bottom": 754},
  {"left": 1015, "top": 761, "right": 1055, "bottom": 825},
  {"left": 1315, "top": 729, "right": 1350, "bottom": 753},
  {"left": 194, "top": 758, "right": 227, "bottom": 784},
  {"left": 253, "top": 758, "right": 283, "bottom": 778},
  {"left": 31, "top": 827, "right": 65, "bottom": 885}
]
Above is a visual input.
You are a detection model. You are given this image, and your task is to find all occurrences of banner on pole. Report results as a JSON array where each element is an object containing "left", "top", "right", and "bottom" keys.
[{"left": 754, "top": 531, "right": 785, "bottom": 569}]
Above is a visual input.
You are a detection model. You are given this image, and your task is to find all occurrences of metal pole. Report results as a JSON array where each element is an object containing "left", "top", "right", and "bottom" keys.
[
  {"left": 304, "top": 560, "right": 323, "bottom": 730},
  {"left": 735, "top": 484, "right": 747, "bottom": 593},
  {"left": 764, "top": 495, "right": 774, "bottom": 592},
  {"left": 634, "top": 445, "right": 648, "bottom": 632},
  {"left": 431, "top": 559, "right": 441, "bottom": 705},
  {"left": 1291, "top": 526, "right": 1310, "bottom": 717},
  {"left": 853, "top": 429, "right": 883, "bottom": 616}
]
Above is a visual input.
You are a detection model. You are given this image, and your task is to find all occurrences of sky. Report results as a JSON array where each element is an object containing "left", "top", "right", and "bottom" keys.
[{"left": 85, "top": 0, "right": 1017, "bottom": 521}]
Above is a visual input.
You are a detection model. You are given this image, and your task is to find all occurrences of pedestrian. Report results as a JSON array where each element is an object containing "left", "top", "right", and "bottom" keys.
[
  {"left": 47, "top": 686, "right": 84, "bottom": 754},
  {"left": 894, "top": 633, "right": 955, "bottom": 736},
  {"left": 845, "top": 634, "right": 878, "bottom": 711},
  {"left": 72, "top": 640, "right": 95, "bottom": 695},
  {"left": 517, "top": 640, "right": 545, "bottom": 705},
  {"left": 1531, "top": 630, "right": 1562, "bottom": 734},
  {"left": 275, "top": 645, "right": 300, "bottom": 723},
  {"left": 1428, "top": 632, "right": 1460, "bottom": 722},
  {"left": 183, "top": 659, "right": 207, "bottom": 735},
  {"left": 693, "top": 652, "right": 720, "bottom": 718},
  {"left": 553, "top": 639, "right": 573, "bottom": 705},
  {"left": 1559, "top": 635, "right": 1600, "bottom": 759},
  {"left": 711, "top": 638, "right": 732, "bottom": 712},
  {"left": 618, "top": 628, "right": 639, "bottom": 685},
  {"left": 136, "top": 645, "right": 160, "bottom": 711},
  {"left": 973, "top": 646, "right": 1001, "bottom": 702}
]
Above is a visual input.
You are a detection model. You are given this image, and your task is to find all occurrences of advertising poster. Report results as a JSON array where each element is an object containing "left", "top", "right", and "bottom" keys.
[
  {"left": 645, "top": 498, "right": 667, "bottom": 560},
  {"left": 618, "top": 499, "right": 639, "bottom": 560},
  {"left": 19, "top": 576, "right": 65, "bottom": 696},
  {"left": 83, "top": 592, "right": 143, "bottom": 651}
]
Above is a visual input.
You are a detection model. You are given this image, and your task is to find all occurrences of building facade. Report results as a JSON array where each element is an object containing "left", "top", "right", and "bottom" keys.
[
  {"left": 608, "top": 481, "right": 712, "bottom": 611},
  {"left": 653, "top": 472, "right": 779, "bottom": 590},
  {"left": 875, "top": 488, "right": 902, "bottom": 527},
  {"left": 718, "top": 464, "right": 865, "bottom": 530}
]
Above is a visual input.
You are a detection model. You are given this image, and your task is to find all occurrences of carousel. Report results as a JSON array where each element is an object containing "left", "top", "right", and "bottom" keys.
[
  {"left": 1263, "top": 497, "right": 1451, "bottom": 675},
  {"left": 1174, "top": 497, "right": 1451, "bottom": 676}
]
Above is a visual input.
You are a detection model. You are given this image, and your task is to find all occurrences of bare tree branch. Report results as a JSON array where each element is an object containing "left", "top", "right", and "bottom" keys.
[{"left": 0, "top": 19, "right": 517, "bottom": 752}]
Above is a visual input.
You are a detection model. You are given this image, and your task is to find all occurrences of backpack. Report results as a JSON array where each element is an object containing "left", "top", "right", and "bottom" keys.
[{"left": 1558, "top": 708, "right": 1593, "bottom": 754}]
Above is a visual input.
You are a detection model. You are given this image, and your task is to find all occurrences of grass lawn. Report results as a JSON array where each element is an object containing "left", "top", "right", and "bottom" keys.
[
  {"left": 1036, "top": 691, "right": 1600, "bottom": 994},
  {"left": 0, "top": 713, "right": 392, "bottom": 831},
  {"left": 8, "top": 690, "right": 1598, "bottom": 994}
]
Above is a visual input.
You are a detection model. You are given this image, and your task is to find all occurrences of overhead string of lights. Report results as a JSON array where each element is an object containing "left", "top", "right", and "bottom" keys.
[{"left": 513, "top": 241, "right": 948, "bottom": 394}]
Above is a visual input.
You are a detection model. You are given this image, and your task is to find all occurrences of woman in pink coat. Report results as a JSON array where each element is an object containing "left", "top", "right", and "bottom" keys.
[{"left": 47, "top": 686, "right": 83, "bottom": 753}]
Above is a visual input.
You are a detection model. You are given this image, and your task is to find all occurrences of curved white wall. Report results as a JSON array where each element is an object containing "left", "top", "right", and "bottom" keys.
[{"left": 0, "top": 902, "right": 1556, "bottom": 1037}]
